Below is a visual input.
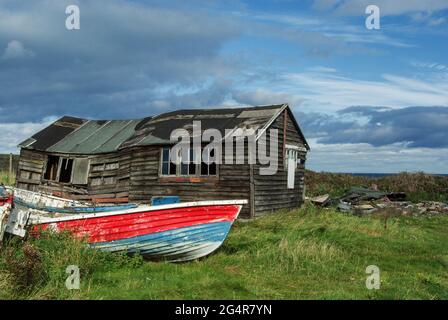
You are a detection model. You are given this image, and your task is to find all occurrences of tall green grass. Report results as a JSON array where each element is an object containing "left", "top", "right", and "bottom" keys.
[
  {"left": 0, "top": 170, "right": 15, "bottom": 185},
  {"left": 1, "top": 204, "right": 447, "bottom": 300}
]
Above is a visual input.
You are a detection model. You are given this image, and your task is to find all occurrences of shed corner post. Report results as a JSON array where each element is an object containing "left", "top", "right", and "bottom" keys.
[{"left": 249, "top": 163, "right": 255, "bottom": 218}]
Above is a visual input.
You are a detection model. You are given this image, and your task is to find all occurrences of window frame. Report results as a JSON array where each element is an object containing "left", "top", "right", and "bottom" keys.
[
  {"left": 159, "top": 147, "right": 218, "bottom": 178},
  {"left": 42, "top": 155, "right": 90, "bottom": 185},
  {"left": 88, "top": 161, "right": 119, "bottom": 186}
]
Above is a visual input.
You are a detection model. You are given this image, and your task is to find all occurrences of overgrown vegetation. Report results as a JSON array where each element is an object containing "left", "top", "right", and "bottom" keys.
[
  {"left": 0, "top": 170, "right": 15, "bottom": 186},
  {"left": 1, "top": 205, "right": 447, "bottom": 299},
  {"left": 306, "top": 171, "right": 448, "bottom": 202},
  {"left": 0, "top": 154, "right": 18, "bottom": 174},
  {"left": 0, "top": 231, "right": 143, "bottom": 299}
]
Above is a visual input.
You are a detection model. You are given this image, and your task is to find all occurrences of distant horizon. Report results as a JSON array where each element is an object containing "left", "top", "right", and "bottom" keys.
[{"left": 308, "top": 170, "right": 448, "bottom": 176}]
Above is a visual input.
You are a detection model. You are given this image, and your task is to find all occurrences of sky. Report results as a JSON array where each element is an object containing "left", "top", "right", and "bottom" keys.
[{"left": 0, "top": 0, "right": 447, "bottom": 173}]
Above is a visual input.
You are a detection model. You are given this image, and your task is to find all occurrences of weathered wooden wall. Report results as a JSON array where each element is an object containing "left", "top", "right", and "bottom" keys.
[
  {"left": 252, "top": 108, "right": 307, "bottom": 216},
  {"left": 15, "top": 149, "right": 131, "bottom": 202},
  {"left": 15, "top": 149, "right": 45, "bottom": 191}
]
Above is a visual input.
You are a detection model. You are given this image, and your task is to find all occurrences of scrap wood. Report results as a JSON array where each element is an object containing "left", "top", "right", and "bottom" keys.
[{"left": 309, "top": 194, "right": 330, "bottom": 205}]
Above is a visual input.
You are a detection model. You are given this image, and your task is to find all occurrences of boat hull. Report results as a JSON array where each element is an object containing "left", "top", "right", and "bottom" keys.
[
  {"left": 92, "top": 221, "right": 233, "bottom": 262},
  {"left": 28, "top": 201, "right": 245, "bottom": 262}
]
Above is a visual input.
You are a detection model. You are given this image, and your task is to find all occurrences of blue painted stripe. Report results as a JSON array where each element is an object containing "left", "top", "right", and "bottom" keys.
[{"left": 91, "top": 221, "right": 232, "bottom": 258}]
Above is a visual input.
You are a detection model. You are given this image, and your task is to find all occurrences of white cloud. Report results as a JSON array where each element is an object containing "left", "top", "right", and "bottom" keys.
[
  {"left": 281, "top": 71, "right": 448, "bottom": 113},
  {"left": 313, "top": 0, "right": 448, "bottom": 16},
  {"left": 308, "top": 66, "right": 337, "bottom": 73},
  {"left": 428, "top": 17, "right": 447, "bottom": 26},
  {"left": 0, "top": 117, "right": 56, "bottom": 153},
  {"left": 307, "top": 138, "right": 448, "bottom": 173},
  {"left": 247, "top": 11, "right": 412, "bottom": 48},
  {"left": 1, "top": 40, "right": 34, "bottom": 59}
]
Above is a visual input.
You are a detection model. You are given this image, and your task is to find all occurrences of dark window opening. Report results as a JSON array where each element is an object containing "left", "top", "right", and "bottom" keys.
[
  {"left": 59, "top": 158, "right": 74, "bottom": 183},
  {"left": 161, "top": 148, "right": 173, "bottom": 175},
  {"left": 201, "top": 148, "right": 216, "bottom": 176},
  {"left": 188, "top": 148, "right": 197, "bottom": 175},
  {"left": 44, "top": 155, "right": 60, "bottom": 181}
]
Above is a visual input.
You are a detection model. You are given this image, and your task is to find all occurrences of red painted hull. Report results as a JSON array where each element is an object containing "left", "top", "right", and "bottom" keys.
[{"left": 32, "top": 204, "right": 241, "bottom": 244}]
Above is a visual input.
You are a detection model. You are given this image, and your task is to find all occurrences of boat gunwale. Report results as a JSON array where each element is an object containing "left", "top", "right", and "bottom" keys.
[{"left": 29, "top": 200, "right": 247, "bottom": 224}]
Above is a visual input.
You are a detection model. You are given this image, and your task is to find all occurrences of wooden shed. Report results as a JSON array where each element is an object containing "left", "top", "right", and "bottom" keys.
[{"left": 16, "top": 104, "right": 309, "bottom": 218}]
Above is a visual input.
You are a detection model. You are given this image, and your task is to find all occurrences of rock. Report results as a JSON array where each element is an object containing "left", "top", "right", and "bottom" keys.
[{"left": 418, "top": 208, "right": 427, "bottom": 214}]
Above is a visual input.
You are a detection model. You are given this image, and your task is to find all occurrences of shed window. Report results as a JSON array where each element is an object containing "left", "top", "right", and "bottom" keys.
[
  {"left": 161, "top": 148, "right": 176, "bottom": 175},
  {"left": 160, "top": 147, "right": 217, "bottom": 177},
  {"left": 44, "top": 155, "right": 60, "bottom": 180},
  {"left": 181, "top": 148, "right": 197, "bottom": 175},
  {"left": 44, "top": 155, "right": 89, "bottom": 184},
  {"left": 59, "top": 158, "right": 74, "bottom": 183},
  {"left": 201, "top": 148, "right": 216, "bottom": 175}
]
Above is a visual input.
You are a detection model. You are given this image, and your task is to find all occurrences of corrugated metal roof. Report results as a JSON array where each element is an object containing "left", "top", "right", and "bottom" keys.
[
  {"left": 47, "top": 120, "right": 140, "bottom": 154},
  {"left": 19, "top": 104, "right": 309, "bottom": 154}
]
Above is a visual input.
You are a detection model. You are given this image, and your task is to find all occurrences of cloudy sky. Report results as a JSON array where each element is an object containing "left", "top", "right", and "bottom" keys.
[{"left": 0, "top": 0, "right": 447, "bottom": 173}]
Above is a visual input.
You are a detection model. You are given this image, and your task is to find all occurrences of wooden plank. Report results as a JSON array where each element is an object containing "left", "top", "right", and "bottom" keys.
[
  {"left": 93, "top": 197, "right": 129, "bottom": 204},
  {"left": 249, "top": 164, "right": 255, "bottom": 218}
]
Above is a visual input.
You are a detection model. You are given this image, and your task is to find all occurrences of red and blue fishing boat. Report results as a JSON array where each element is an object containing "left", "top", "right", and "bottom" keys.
[{"left": 4, "top": 189, "right": 247, "bottom": 262}]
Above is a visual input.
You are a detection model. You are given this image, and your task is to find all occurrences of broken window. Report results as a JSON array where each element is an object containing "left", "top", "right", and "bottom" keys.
[
  {"left": 88, "top": 161, "right": 118, "bottom": 186},
  {"left": 43, "top": 155, "right": 88, "bottom": 184},
  {"left": 59, "top": 158, "right": 74, "bottom": 183},
  {"left": 44, "top": 155, "right": 60, "bottom": 181},
  {"left": 103, "top": 176, "right": 116, "bottom": 185},
  {"left": 105, "top": 162, "right": 119, "bottom": 170},
  {"left": 92, "top": 164, "right": 105, "bottom": 172}
]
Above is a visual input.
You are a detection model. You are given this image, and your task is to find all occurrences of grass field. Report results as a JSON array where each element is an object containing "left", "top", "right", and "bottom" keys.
[
  {"left": 1, "top": 204, "right": 447, "bottom": 300},
  {"left": 1, "top": 169, "right": 447, "bottom": 299}
]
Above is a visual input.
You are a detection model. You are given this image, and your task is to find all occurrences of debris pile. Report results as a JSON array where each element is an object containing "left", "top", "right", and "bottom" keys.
[{"left": 307, "top": 186, "right": 448, "bottom": 216}]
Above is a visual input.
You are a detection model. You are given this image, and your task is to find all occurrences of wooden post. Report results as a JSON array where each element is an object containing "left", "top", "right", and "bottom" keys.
[
  {"left": 8, "top": 153, "right": 12, "bottom": 184},
  {"left": 249, "top": 164, "right": 255, "bottom": 218},
  {"left": 282, "top": 110, "right": 287, "bottom": 157}
]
